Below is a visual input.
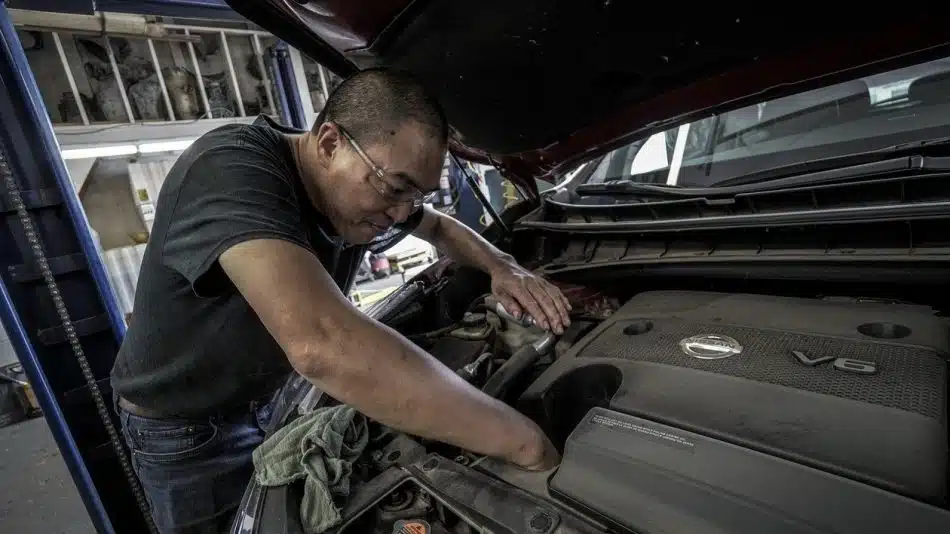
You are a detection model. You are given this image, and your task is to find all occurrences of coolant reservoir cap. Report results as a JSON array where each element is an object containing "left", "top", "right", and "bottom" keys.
[{"left": 393, "top": 519, "right": 430, "bottom": 534}]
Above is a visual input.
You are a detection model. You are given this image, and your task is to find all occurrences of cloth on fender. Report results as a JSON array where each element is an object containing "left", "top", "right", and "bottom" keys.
[{"left": 253, "top": 405, "right": 369, "bottom": 534}]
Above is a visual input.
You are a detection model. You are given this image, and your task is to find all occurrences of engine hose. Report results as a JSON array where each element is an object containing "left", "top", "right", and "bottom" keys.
[
  {"left": 409, "top": 322, "right": 460, "bottom": 340},
  {"left": 465, "top": 293, "right": 493, "bottom": 314},
  {"left": 0, "top": 149, "right": 157, "bottom": 533},
  {"left": 482, "top": 333, "right": 556, "bottom": 399}
]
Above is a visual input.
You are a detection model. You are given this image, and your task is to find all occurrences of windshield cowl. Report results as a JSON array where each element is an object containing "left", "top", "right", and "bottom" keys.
[{"left": 523, "top": 154, "right": 950, "bottom": 235}]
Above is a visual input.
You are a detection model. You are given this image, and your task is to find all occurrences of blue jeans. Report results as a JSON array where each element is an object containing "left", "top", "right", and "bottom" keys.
[{"left": 117, "top": 401, "right": 274, "bottom": 534}]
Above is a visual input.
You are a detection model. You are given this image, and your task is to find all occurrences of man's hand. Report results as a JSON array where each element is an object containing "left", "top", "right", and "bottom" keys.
[
  {"left": 490, "top": 262, "right": 572, "bottom": 334},
  {"left": 510, "top": 423, "right": 561, "bottom": 471},
  {"left": 413, "top": 208, "right": 572, "bottom": 334}
]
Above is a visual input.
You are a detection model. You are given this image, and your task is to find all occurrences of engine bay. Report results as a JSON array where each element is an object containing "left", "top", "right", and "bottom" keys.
[{"left": 287, "top": 274, "right": 950, "bottom": 534}]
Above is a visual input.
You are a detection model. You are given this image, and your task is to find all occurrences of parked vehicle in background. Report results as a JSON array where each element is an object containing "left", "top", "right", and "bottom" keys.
[
  {"left": 369, "top": 252, "right": 390, "bottom": 279},
  {"left": 353, "top": 254, "right": 374, "bottom": 284},
  {"left": 382, "top": 234, "right": 437, "bottom": 273},
  {"left": 354, "top": 252, "right": 393, "bottom": 284}
]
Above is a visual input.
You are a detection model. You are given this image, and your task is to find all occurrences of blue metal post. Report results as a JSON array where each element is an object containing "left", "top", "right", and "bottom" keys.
[
  {"left": 274, "top": 41, "right": 308, "bottom": 130},
  {"left": 267, "top": 45, "right": 294, "bottom": 127},
  {"left": 0, "top": 2, "right": 149, "bottom": 532}
]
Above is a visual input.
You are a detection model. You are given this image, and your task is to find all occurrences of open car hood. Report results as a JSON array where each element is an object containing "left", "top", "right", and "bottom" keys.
[{"left": 228, "top": 1, "right": 950, "bottom": 188}]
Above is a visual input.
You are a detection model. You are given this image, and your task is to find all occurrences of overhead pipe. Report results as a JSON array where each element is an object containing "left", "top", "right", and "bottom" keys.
[{"left": 9, "top": 8, "right": 199, "bottom": 42}]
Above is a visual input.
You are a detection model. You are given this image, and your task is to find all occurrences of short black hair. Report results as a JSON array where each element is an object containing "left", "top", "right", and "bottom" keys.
[{"left": 315, "top": 67, "right": 448, "bottom": 148}]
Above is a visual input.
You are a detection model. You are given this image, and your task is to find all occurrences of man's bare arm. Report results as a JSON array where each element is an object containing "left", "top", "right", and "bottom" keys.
[
  {"left": 219, "top": 238, "right": 556, "bottom": 468},
  {"left": 413, "top": 205, "right": 514, "bottom": 273}
]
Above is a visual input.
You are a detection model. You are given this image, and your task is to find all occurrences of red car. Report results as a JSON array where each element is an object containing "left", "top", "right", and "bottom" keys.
[
  {"left": 220, "top": 3, "right": 950, "bottom": 533},
  {"left": 369, "top": 253, "right": 391, "bottom": 279}
]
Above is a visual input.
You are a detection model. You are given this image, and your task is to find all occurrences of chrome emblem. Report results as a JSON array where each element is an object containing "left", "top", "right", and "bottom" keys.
[{"left": 679, "top": 334, "right": 742, "bottom": 359}]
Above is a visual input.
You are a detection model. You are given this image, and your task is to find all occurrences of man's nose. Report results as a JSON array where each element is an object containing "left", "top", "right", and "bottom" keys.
[{"left": 385, "top": 201, "right": 414, "bottom": 224}]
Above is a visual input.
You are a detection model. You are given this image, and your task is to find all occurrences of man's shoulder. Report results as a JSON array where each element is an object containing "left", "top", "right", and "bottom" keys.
[
  {"left": 179, "top": 118, "right": 294, "bottom": 177},
  {"left": 154, "top": 121, "right": 299, "bottom": 220},
  {"left": 193, "top": 117, "right": 281, "bottom": 153}
]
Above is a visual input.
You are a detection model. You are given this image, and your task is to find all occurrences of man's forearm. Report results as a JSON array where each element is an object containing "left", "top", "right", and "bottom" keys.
[
  {"left": 221, "top": 238, "right": 553, "bottom": 467},
  {"left": 422, "top": 209, "right": 514, "bottom": 275},
  {"left": 292, "top": 306, "right": 544, "bottom": 463}
]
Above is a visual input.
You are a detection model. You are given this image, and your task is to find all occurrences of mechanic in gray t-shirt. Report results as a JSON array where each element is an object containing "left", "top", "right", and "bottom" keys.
[{"left": 110, "top": 68, "right": 568, "bottom": 533}]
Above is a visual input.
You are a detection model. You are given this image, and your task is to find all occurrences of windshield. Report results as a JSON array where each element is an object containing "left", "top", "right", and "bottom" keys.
[{"left": 584, "top": 56, "right": 950, "bottom": 188}]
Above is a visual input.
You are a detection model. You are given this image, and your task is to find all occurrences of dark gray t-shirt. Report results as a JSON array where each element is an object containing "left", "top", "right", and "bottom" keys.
[{"left": 110, "top": 116, "right": 422, "bottom": 417}]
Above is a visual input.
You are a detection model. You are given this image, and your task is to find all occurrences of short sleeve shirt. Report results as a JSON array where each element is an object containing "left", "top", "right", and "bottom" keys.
[{"left": 110, "top": 116, "right": 422, "bottom": 416}]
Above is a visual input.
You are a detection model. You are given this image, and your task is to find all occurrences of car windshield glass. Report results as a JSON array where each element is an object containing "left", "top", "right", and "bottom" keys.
[{"left": 584, "top": 55, "right": 950, "bottom": 188}]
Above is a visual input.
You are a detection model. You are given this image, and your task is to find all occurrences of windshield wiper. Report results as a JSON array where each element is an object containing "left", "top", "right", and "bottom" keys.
[
  {"left": 576, "top": 152, "right": 950, "bottom": 200},
  {"left": 877, "top": 135, "right": 950, "bottom": 152},
  {"left": 714, "top": 138, "right": 950, "bottom": 188},
  {"left": 574, "top": 181, "right": 690, "bottom": 197}
]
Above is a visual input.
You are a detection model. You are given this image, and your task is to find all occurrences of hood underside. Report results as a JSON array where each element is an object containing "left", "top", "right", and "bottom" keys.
[{"left": 228, "top": 1, "right": 950, "bottom": 184}]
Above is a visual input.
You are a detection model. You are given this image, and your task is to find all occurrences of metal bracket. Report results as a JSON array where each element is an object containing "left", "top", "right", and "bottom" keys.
[{"left": 449, "top": 152, "right": 509, "bottom": 234}]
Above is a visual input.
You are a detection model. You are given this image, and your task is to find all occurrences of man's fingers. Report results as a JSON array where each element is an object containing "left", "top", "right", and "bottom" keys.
[
  {"left": 526, "top": 279, "right": 565, "bottom": 333},
  {"left": 558, "top": 288, "right": 572, "bottom": 311},
  {"left": 541, "top": 281, "right": 571, "bottom": 325},
  {"left": 495, "top": 293, "right": 523, "bottom": 320},
  {"left": 510, "top": 283, "right": 550, "bottom": 331}
]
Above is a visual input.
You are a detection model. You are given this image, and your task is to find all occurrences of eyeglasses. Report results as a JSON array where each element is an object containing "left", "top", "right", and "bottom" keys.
[{"left": 334, "top": 122, "right": 435, "bottom": 209}]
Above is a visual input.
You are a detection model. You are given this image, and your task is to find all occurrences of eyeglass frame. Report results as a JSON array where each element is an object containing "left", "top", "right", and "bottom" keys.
[{"left": 332, "top": 121, "right": 435, "bottom": 209}]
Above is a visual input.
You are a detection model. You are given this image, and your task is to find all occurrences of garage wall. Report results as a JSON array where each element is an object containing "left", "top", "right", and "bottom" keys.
[
  {"left": 65, "top": 157, "right": 96, "bottom": 191},
  {"left": 127, "top": 157, "right": 176, "bottom": 231},
  {"left": 0, "top": 327, "right": 16, "bottom": 367},
  {"left": 89, "top": 153, "right": 180, "bottom": 323},
  {"left": 80, "top": 157, "right": 148, "bottom": 250},
  {"left": 101, "top": 244, "right": 148, "bottom": 321}
]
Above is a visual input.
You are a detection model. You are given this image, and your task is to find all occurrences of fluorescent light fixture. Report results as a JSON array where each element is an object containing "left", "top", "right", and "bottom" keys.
[
  {"left": 138, "top": 139, "right": 195, "bottom": 154},
  {"left": 61, "top": 145, "right": 137, "bottom": 160},
  {"left": 60, "top": 138, "right": 197, "bottom": 160}
]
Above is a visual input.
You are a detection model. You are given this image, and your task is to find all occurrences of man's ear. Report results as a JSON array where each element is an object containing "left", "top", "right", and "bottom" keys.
[{"left": 314, "top": 122, "right": 340, "bottom": 167}]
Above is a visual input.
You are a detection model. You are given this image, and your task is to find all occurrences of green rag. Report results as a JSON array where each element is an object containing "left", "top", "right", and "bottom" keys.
[{"left": 252, "top": 405, "right": 369, "bottom": 534}]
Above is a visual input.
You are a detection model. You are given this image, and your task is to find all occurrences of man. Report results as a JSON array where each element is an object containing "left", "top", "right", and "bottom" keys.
[{"left": 110, "top": 68, "right": 568, "bottom": 533}]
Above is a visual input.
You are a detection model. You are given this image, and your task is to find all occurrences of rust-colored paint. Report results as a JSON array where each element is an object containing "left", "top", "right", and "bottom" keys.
[{"left": 262, "top": 0, "right": 409, "bottom": 52}]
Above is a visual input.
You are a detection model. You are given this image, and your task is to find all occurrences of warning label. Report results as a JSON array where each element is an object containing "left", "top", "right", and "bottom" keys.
[{"left": 590, "top": 414, "right": 695, "bottom": 451}]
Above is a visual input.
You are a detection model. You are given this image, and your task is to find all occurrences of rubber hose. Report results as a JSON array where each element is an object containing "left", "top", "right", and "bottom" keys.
[{"left": 482, "top": 343, "right": 545, "bottom": 399}]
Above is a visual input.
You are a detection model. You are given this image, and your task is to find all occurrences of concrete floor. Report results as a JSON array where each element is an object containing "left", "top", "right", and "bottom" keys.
[{"left": 0, "top": 417, "right": 95, "bottom": 534}]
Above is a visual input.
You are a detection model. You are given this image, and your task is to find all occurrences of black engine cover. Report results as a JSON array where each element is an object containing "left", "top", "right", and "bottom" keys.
[
  {"left": 521, "top": 291, "right": 949, "bottom": 508},
  {"left": 549, "top": 407, "right": 950, "bottom": 534}
]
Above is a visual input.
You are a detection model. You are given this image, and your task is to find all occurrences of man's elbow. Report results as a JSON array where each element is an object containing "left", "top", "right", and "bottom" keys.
[
  {"left": 285, "top": 341, "right": 334, "bottom": 380},
  {"left": 282, "top": 317, "right": 338, "bottom": 380},
  {"left": 283, "top": 311, "right": 362, "bottom": 382}
]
